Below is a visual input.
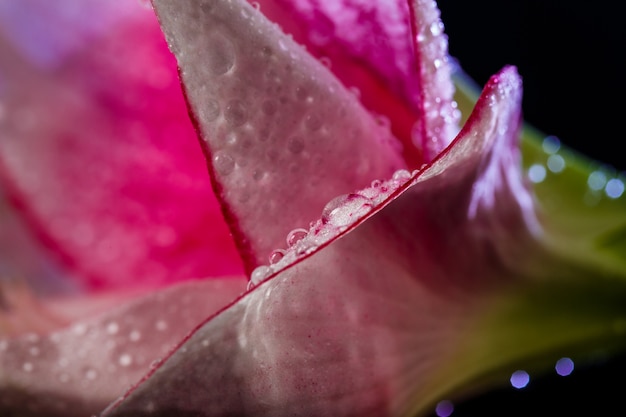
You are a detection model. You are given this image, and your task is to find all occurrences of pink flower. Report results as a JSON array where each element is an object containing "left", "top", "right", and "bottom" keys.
[{"left": 1, "top": 0, "right": 625, "bottom": 416}]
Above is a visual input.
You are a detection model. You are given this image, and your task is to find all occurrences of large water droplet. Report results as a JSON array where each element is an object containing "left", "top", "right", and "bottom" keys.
[
  {"left": 321, "top": 194, "right": 373, "bottom": 227},
  {"left": 250, "top": 265, "right": 272, "bottom": 286},
  {"left": 206, "top": 33, "right": 236, "bottom": 76},
  {"left": 269, "top": 249, "right": 286, "bottom": 264},
  {"left": 286, "top": 228, "right": 308, "bottom": 247}
]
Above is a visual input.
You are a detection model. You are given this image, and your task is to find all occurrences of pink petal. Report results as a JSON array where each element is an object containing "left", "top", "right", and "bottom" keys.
[
  {"left": 153, "top": 0, "right": 407, "bottom": 275},
  {"left": 255, "top": 0, "right": 426, "bottom": 165},
  {"left": 0, "top": 277, "right": 247, "bottom": 416},
  {"left": 101, "top": 67, "right": 537, "bottom": 417},
  {"left": 408, "top": 0, "right": 461, "bottom": 161},
  {"left": 0, "top": 0, "right": 242, "bottom": 291}
]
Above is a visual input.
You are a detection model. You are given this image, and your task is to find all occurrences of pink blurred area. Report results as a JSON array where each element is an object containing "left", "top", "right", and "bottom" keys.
[{"left": 0, "top": 0, "right": 244, "bottom": 294}]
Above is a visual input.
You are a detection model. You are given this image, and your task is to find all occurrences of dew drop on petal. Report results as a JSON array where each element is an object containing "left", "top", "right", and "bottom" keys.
[
  {"left": 392, "top": 169, "right": 411, "bottom": 181},
  {"left": 269, "top": 249, "right": 285, "bottom": 264},
  {"left": 118, "top": 353, "right": 133, "bottom": 367},
  {"left": 213, "top": 152, "right": 235, "bottom": 176},
  {"left": 106, "top": 322, "right": 119, "bottom": 335},
  {"left": 201, "top": 98, "right": 220, "bottom": 122},
  {"left": 321, "top": 194, "right": 373, "bottom": 227},
  {"left": 206, "top": 33, "right": 235, "bottom": 76},
  {"left": 224, "top": 100, "right": 247, "bottom": 127},
  {"left": 155, "top": 320, "right": 168, "bottom": 331},
  {"left": 286, "top": 228, "right": 308, "bottom": 247},
  {"left": 22, "top": 362, "right": 34, "bottom": 372},
  {"left": 85, "top": 368, "right": 98, "bottom": 380},
  {"left": 287, "top": 136, "right": 304, "bottom": 154},
  {"left": 129, "top": 330, "right": 141, "bottom": 342},
  {"left": 250, "top": 265, "right": 272, "bottom": 286}
]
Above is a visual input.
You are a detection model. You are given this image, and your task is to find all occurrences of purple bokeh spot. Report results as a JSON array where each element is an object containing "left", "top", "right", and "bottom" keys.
[
  {"left": 555, "top": 357, "right": 575, "bottom": 376},
  {"left": 510, "top": 370, "right": 530, "bottom": 389},
  {"left": 435, "top": 399, "right": 454, "bottom": 417}
]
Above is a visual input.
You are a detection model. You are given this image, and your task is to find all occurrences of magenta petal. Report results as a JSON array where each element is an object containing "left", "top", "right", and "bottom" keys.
[
  {"left": 408, "top": 0, "right": 461, "bottom": 161},
  {"left": 100, "top": 67, "right": 537, "bottom": 417},
  {"left": 255, "top": 0, "right": 426, "bottom": 164},
  {"left": 153, "top": 0, "right": 407, "bottom": 274},
  {"left": 0, "top": 0, "right": 242, "bottom": 291},
  {"left": 0, "top": 278, "right": 246, "bottom": 416}
]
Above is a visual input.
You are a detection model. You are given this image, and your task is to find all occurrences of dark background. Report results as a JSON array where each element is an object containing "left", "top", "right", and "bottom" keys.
[
  {"left": 439, "top": 0, "right": 624, "bottom": 170},
  {"left": 430, "top": 1, "right": 625, "bottom": 416}
]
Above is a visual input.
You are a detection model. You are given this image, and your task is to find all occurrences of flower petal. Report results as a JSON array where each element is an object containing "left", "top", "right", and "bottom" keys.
[
  {"left": 0, "top": 0, "right": 242, "bottom": 291},
  {"left": 99, "top": 67, "right": 592, "bottom": 417},
  {"left": 407, "top": 0, "right": 460, "bottom": 161},
  {"left": 152, "top": 0, "right": 406, "bottom": 274},
  {"left": 0, "top": 277, "right": 246, "bottom": 416},
  {"left": 254, "top": 0, "right": 424, "bottom": 164}
]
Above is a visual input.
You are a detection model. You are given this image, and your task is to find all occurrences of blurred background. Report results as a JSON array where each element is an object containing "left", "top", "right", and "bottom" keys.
[
  {"left": 439, "top": 0, "right": 624, "bottom": 170},
  {"left": 433, "top": 1, "right": 626, "bottom": 415}
]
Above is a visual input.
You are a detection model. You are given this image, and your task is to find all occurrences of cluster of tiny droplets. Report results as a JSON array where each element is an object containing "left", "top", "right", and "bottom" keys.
[{"left": 247, "top": 168, "right": 422, "bottom": 289}]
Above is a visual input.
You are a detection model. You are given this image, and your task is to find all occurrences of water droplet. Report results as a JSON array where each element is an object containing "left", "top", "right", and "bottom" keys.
[
  {"left": 510, "top": 370, "right": 530, "bottom": 389},
  {"left": 392, "top": 169, "right": 411, "bottom": 181},
  {"left": 85, "top": 368, "right": 98, "bottom": 380},
  {"left": 119, "top": 353, "right": 133, "bottom": 367},
  {"left": 72, "top": 324, "right": 87, "bottom": 335},
  {"left": 296, "top": 86, "right": 310, "bottom": 101},
  {"left": 321, "top": 194, "right": 373, "bottom": 227},
  {"left": 371, "top": 179, "right": 381, "bottom": 188},
  {"left": 250, "top": 265, "right": 272, "bottom": 285},
  {"left": 429, "top": 21, "right": 442, "bottom": 36},
  {"left": 22, "top": 362, "right": 33, "bottom": 372},
  {"left": 261, "top": 99, "right": 277, "bottom": 115},
  {"left": 287, "top": 137, "right": 304, "bottom": 154},
  {"left": 129, "top": 330, "right": 141, "bottom": 342},
  {"left": 555, "top": 357, "right": 574, "bottom": 376},
  {"left": 224, "top": 100, "right": 247, "bottom": 127},
  {"left": 201, "top": 98, "right": 220, "bottom": 122},
  {"left": 206, "top": 33, "right": 235, "bottom": 76},
  {"left": 304, "top": 114, "right": 322, "bottom": 132},
  {"left": 286, "top": 228, "right": 308, "bottom": 247},
  {"left": 29, "top": 346, "right": 40, "bottom": 356},
  {"left": 106, "top": 322, "right": 119, "bottom": 335},
  {"left": 0, "top": 340, "right": 7, "bottom": 351},
  {"left": 319, "top": 56, "right": 332, "bottom": 68},
  {"left": 213, "top": 152, "right": 235, "bottom": 176},
  {"left": 251, "top": 1, "right": 261, "bottom": 10},
  {"left": 155, "top": 320, "right": 168, "bottom": 331},
  {"left": 269, "top": 249, "right": 286, "bottom": 264}
]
